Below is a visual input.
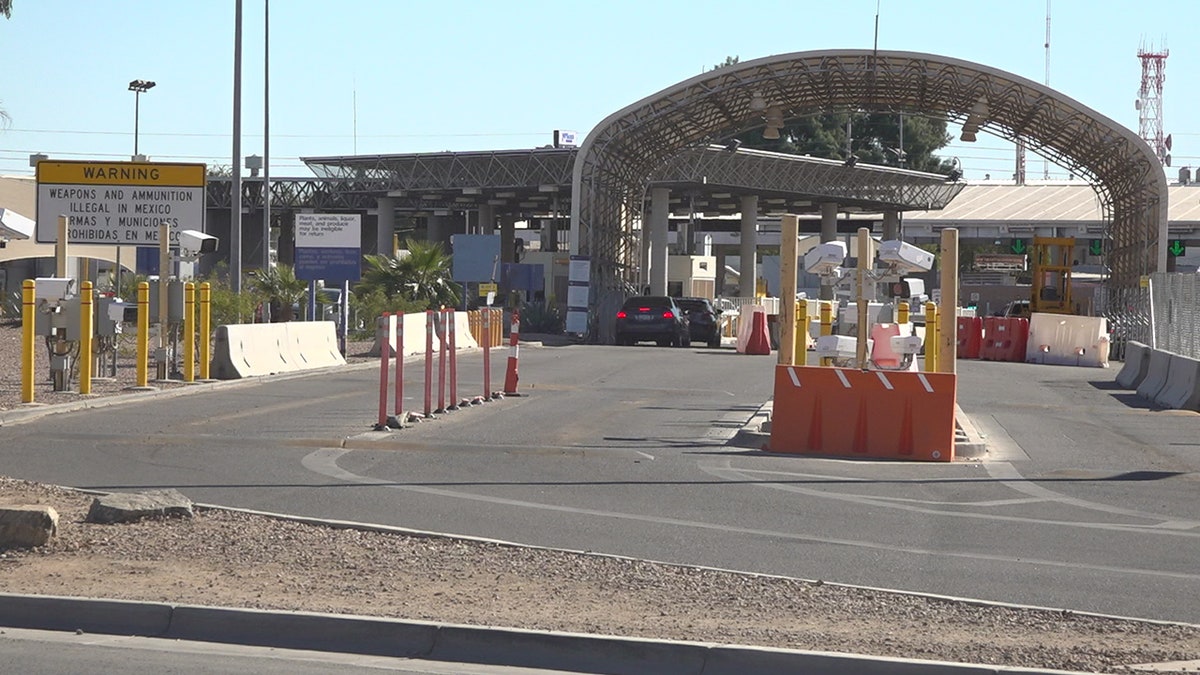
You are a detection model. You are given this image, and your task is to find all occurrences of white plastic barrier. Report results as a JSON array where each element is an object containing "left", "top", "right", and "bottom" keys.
[
  {"left": 735, "top": 304, "right": 765, "bottom": 353},
  {"left": 1154, "top": 353, "right": 1200, "bottom": 411},
  {"left": 1115, "top": 341, "right": 1151, "bottom": 389},
  {"left": 1136, "top": 348, "right": 1173, "bottom": 402},
  {"left": 1025, "top": 313, "right": 1110, "bottom": 368},
  {"left": 211, "top": 321, "right": 345, "bottom": 379}
]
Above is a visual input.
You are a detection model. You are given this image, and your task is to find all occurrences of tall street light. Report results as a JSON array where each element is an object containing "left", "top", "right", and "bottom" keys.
[{"left": 128, "top": 79, "right": 156, "bottom": 158}]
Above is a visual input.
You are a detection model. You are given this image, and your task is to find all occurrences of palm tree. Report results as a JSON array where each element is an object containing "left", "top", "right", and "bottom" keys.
[
  {"left": 357, "top": 239, "right": 459, "bottom": 310},
  {"left": 250, "top": 264, "right": 307, "bottom": 321}
]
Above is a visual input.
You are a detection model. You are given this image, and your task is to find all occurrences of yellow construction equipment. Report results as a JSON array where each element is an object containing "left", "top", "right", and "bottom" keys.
[{"left": 1030, "top": 237, "right": 1075, "bottom": 315}]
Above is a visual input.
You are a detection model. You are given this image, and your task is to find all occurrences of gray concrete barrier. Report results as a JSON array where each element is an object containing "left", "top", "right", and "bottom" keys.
[
  {"left": 1135, "top": 348, "right": 1173, "bottom": 403},
  {"left": 210, "top": 321, "right": 345, "bottom": 379},
  {"left": 1114, "top": 340, "right": 1151, "bottom": 389},
  {"left": 1153, "top": 353, "right": 1200, "bottom": 411}
]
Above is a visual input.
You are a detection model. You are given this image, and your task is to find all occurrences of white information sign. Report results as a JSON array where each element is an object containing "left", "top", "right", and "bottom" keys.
[{"left": 295, "top": 213, "right": 362, "bottom": 247}]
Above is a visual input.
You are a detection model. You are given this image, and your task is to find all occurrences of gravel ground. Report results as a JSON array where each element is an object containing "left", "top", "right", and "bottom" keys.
[{"left": 1, "top": 322, "right": 1199, "bottom": 673}]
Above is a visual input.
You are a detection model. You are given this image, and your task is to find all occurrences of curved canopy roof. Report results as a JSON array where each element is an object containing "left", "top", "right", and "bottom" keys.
[{"left": 571, "top": 49, "right": 1167, "bottom": 305}]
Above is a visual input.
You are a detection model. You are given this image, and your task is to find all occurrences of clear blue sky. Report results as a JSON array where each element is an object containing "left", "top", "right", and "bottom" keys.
[{"left": 1, "top": 0, "right": 1196, "bottom": 180}]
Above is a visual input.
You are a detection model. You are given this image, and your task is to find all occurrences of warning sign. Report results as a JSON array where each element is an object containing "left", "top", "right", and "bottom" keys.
[{"left": 35, "top": 160, "right": 206, "bottom": 245}]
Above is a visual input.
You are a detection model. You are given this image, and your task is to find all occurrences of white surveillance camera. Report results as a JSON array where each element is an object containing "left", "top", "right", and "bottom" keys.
[
  {"left": 179, "top": 230, "right": 218, "bottom": 257},
  {"left": 815, "top": 334, "right": 869, "bottom": 360},
  {"left": 878, "top": 239, "right": 935, "bottom": 274},
  {"left": 804, "top": 241, "right": 848, "bottom": 275},
  {"left": 890, "top": 335, "right": 925, "bottom": 355},
  {"left": 34, "top": 277, "right": 75, "bottom": 304}
]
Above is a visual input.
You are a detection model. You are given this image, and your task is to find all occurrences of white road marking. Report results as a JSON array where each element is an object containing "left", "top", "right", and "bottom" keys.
[{"left": 302, "top": 448, "right": 1200, "bottom": 582}]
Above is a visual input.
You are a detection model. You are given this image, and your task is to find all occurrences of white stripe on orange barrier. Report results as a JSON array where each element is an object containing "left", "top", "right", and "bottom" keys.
[
  {"left": 510, "top": 345, "right": 520, "bottom": 359},
  {"left": 787, "top": 367, "right": 801, "bottom": 388},
  {"left": 916, "top": 373, "right": 934, "bottom": 393},
  {"left": 835, "top": 369, "right": 852, "bottom": 389},
  {"left": 875, "top": 371, "right": 894, "bottom": 390}
]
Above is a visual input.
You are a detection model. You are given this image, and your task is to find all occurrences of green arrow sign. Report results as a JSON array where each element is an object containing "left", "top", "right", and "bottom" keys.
[
  {"left": 1169, "top": 240, "right": 1186, "bottom": 257},
  {"left": 1011, "top": 239, "right": 1027, "bottom": 255},
  {"left": 1089, "top": 239, "right": 1104, "bottom": 256}
]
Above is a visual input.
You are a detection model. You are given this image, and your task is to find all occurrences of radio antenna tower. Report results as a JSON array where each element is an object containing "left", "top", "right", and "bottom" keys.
[
  {"left": 1016, "top": 0, "right": 1051, "bottom": 184},
  {"left": 1136, "top": 40, "right": 1171, "bottom": 166},
  {"left": 1041, "top": 0, "right": 1050, "bottom": 179}
]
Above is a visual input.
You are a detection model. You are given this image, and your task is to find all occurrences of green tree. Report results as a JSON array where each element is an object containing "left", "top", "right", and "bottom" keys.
[
  {"left": 711, "top": 55, "right": 955, "bottom": 174},
  {"left": 357, "top": 238, "right": 459, "bottom": 310},
  {"left": 249, "top": 264, "right": 307, "bottom": 321}
]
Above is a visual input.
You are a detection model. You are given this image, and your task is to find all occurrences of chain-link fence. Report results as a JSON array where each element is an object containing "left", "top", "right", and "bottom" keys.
[{"left": 1102, "top": 273, "right": 1200, "bottom": 360}]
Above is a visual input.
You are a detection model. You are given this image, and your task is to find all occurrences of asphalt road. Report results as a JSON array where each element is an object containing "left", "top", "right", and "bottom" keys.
[{"left": 1, "top": 343, "right": 1197, "bottom": 623}]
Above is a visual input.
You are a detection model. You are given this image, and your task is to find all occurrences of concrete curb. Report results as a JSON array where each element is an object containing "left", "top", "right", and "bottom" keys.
[{"left": 0, "top": 593, "right": 1091, "bottom": 675}]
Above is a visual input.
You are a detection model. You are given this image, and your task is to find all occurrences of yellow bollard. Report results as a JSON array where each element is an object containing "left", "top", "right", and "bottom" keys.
[
  {"left": 819, "top": 300, "right": 833, "bottom": 367},
  {"left": 794, "top": 301, "right": 809, "bottom": 365},
  {"left": 80, "top": 281, "right": 93, "bottom": 395},
  {"left": 183, "top": 282, "right": 195, "bottom": 382},
  {"left": 136, "top": 282, "right": 150, "bottom": 387},
  {"left": 924, "top": 301, "right": 939, "bottom": 373},
  {"left": 897, "top": 300, "right": 910, "bottom": 325},
  {"left": 21, "top": 279, "right": 35, "bottom": 403},
  {"left": 199, "top": 282, "right": 211, "bottom": 380}
]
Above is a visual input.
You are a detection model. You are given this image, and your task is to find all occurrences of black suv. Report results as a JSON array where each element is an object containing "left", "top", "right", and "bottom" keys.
[
  {"left": 615, "top": 296, "right": 691, "bottom": 347},
  {"left": 674, "top": 297, "right": 722, "bottom": 348}
]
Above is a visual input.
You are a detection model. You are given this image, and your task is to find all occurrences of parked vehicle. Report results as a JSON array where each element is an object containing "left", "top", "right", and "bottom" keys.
[
  {"left": 674, "top": 297, "right": 722, "bottom": 348},
  {"left": 615, "top": 296, "right": 691, "bottom": 347}
]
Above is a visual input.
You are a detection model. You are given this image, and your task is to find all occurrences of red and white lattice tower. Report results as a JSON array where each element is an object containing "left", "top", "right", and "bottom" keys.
[{"left": 1136, "top": 42, "right": 1171, "bottom": 166}]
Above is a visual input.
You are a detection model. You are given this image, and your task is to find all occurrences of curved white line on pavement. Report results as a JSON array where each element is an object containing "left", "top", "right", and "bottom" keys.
[
  {"left": 983, "top": 461, "right": 1199, "bottom": 527},
  {"left": 301, "top": 447, "right": 1200, "bottom": 582},
  {"left": 697, "top": 460, "right": 1200, "bottom": 538}
]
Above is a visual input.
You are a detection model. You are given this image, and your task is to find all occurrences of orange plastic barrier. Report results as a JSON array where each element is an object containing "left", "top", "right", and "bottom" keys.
[
  {"left": 980, "top": 317, "right": 1028, "bottom": 362},
  {"left": 956, "top": 316, "right": 983, "bottom": 359},
  {"left": 768, "top": 365, "right": 956, "bottom": 462},
  {"left": 745, "top": 308, "right": 771, "bottom": 355}
]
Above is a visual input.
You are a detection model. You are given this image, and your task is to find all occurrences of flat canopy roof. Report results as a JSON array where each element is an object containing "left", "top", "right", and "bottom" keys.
[{"left": 301, "top": 145, "right": 963, "bottom": 218}]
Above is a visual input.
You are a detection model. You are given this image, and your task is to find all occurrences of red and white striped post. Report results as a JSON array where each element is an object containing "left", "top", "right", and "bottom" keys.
[
  {"left": 503, "top": 311, "right": 521, "bottom": 396},
  {"left": 447, "top": 308, "right": 459, "bottom": 409},
  {"left": 376, "top": 312, "right": 391, "bottom": 430},
  {"left": 424, "top": 309, "right": 434, "bottom": 418},
  {"left": 393, "top": 313, "right": 404, "bottom": 421},
  {"left": 436, "top": 308, "right": 448, "bottom": 413},
  {"left": 482, "top": 306, "right": 492, "bottom": 400}
]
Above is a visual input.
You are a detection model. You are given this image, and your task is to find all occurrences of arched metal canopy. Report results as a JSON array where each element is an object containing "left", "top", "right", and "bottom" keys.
[{"left": 571, "top": 49, "right": 1168, "bottom": 327}]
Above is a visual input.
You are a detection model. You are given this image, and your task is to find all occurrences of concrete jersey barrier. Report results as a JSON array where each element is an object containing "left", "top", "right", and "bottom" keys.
[
  {"left": 1114, "top": 341, "right": 1151, "bottom": 389},
  {"left": 1136, "top": 348, "right": 1173, "bottom": 403},
  {"left": 210, "top": 321, "right": 345, "bottom": 379},
  {"left": 371, "top": 311, "right": 482, "bottom": 357},
  {"left": 1153, "top": 353, "right": 1200, "bottom": 411}
]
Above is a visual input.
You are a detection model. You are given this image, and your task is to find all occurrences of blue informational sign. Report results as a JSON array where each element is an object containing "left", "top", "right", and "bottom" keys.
[
  {"left": 294, "top": 213, "right": 362, "bottom": 282},
  {"left": 451, "top": 234, "right": 502, "bottom": 282},
  {"left": 136, "top": 246, "right": 159, "bottom": 275},
  {"left": 295, "top": 247, "right": 361, "bottom": 282}
]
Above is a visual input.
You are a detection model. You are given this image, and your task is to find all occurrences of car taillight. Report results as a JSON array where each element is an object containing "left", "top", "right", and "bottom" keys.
[
  {"left": 616, "top": 311, "right": 627, "bottom": 319},
  {"left": 663, "top": 311, "right": 674, "bottom": 319}
]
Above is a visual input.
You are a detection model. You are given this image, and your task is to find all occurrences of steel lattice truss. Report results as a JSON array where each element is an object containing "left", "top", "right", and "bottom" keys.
[
  {"left": 652, "top": 146, "right": 963, "bottom": 212},
  {"left": 572, "top": 50, "right": 1168, "bottom": 337},
  {"left": 206, "top": 177, "right": 384, "bottom": 210}
]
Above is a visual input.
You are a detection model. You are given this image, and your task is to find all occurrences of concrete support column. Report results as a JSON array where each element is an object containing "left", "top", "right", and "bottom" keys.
[
  {"left": 478, "top": 204, "right": 495, "bottom": 236},
  {"left": 739, "top": 195, "right": 758, "bottom": 298},
  {"left": 819, "top": 202, "right": 839, "bottom": 301},
  {"left": 715, "top": 247, "right": 727, "bottom": 296},
  {"left": 500, "top": 214, "right": 516, "bottom": 264},
  {"left": 882, "top": 210, "right": 900, "bottom": 241},
  {"left": 677, "top": 217, "right": 689, "bottom": 255},
  {"left": 649, "top": 187, "right": 670, "bottom": 296},
  {"left": 820, "top": 202, "right": 839, "bottom": 243},
  {"left": 376, "top": 197, "right": 395, "bottom": 256}
]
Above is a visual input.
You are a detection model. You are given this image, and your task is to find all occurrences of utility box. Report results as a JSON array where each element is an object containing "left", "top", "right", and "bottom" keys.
[
  {"left": 95, "top": 296, "right": 126, "bottom": 336},
  {"left": 147, "top": 280, "right": 186, "bottom": 323}
]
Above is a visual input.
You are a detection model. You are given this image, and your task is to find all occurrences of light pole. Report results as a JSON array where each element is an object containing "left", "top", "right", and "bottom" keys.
[{"left": 128, "top": 79, "right": 156, "bottom": 158}]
